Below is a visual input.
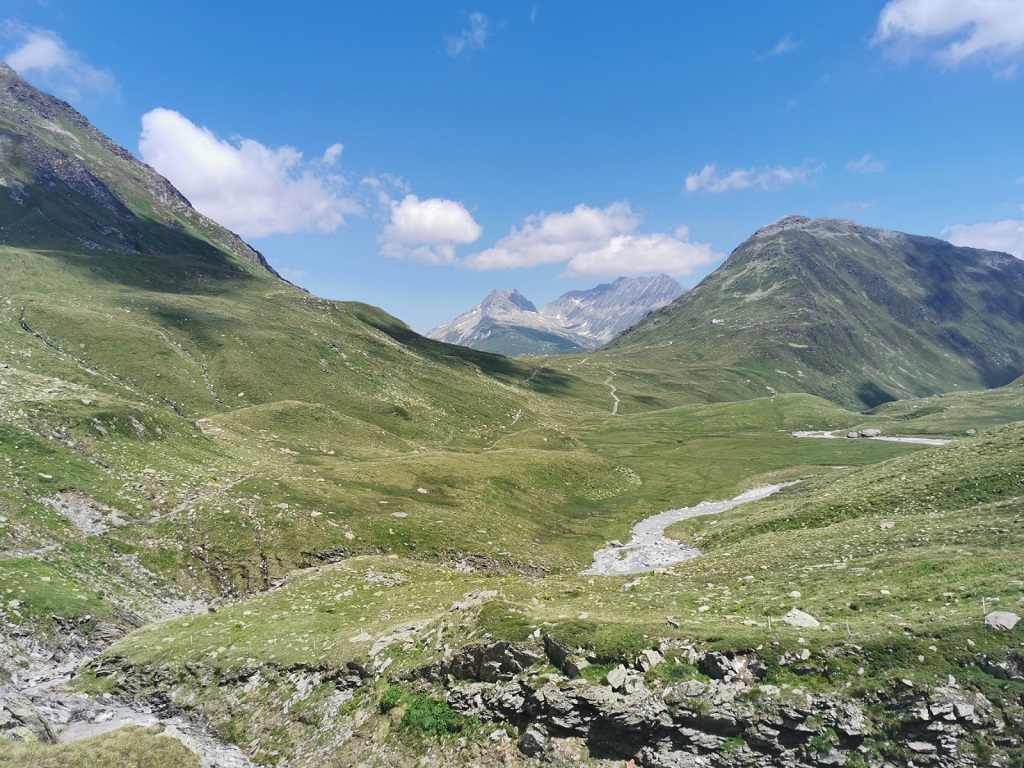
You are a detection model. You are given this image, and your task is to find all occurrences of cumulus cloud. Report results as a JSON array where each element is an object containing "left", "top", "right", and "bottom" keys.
[
  {"left": 464, "top": 202, "right": 721, "bottom": 278},
  {"left": 381, "top": 194, "right": 482, "bottom": 264},
  {"left": 445, "top": 12, "right": 488, "bottom": 58},
  {"left": 873, "top": 0, "right": 1024, "bottom": 70},
  {"left": 942, "top": 219, "right": 1024, "bottom": 258},
  {"left": 2, "top": 22, "right": 117, "bottom": 101},
  {"left": 683, "top": 162, "right": 824, "bottom": 194},
  {"left": 139, "top": 108, "right": 359, "bottom": 238},
  {"left": 846, "top": 153, "right": 887, "bottom": 174}
]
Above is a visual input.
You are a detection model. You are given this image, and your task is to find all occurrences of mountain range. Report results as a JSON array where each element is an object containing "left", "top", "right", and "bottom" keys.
[
  {"left": 3, "top": 61, "right": 1024, "bottom": 768},
  {"left": 427, "top": 274, "right": 684, "bottom": 355}
]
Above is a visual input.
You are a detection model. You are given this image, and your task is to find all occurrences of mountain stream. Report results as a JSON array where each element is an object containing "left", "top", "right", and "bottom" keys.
[{"left": 584, "top": 483, "right": 796, "bottom": 576}]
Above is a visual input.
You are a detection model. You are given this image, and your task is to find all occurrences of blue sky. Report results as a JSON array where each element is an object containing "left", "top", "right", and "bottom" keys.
[{"left": 3, "top": 1, "right": 1023, "bottom": 332}]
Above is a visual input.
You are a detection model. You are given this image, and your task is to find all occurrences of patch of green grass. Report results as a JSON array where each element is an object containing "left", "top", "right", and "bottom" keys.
[
  {"left": 0, "top": 726, "right": 200, "bottom": 768},
  {"left": 401, "top": 694, "right": 477, "bottom": 737}
]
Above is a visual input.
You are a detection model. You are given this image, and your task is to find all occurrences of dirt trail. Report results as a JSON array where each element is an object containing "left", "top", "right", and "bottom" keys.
[{"left": 605, "top": 370, "right": 620, "bottom": 415}]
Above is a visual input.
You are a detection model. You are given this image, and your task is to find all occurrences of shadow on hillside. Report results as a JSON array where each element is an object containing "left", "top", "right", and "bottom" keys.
[
  {"left": 0, "top": 177, "right": 261, "bottom": 294},
  {"left": 351, "top": 309, "right": 578, "bottom": 394},
  {"left": 857, "top": 381, "right": 897, "bottom": 409}
]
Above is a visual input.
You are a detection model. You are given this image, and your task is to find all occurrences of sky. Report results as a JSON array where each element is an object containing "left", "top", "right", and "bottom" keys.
[{"left": 2, "top": 1, "right": 1024, "bottom": 333}]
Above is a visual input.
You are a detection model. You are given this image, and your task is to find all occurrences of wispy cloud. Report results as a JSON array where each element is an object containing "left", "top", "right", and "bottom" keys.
[
  {"left": 873, "top": 0, "right": 1024, "bottom": 73},
  {"left": 845, "top": 153, "right": 887, "bottom": 174},
  {"left": 463, "top": 202, "right": 721, "bottom": 278},
  {"left": 445, "top": 12, "right": 489, "bottom": 58},
  {"left": 380, "top": 194, "right": 482, "bottom": 264},
  {"left": 1, "top": 21, "right": 117, "bottom": 101},
  {"left": 139, "top": 108, "right": 359, "bottom": 238},
  {"left": 757, "top": 36, "right": 799, "bottom": 60},
  {"left": 683, "top": 162, "right": 824, "bottom": 194},
  {"left": 942, "top": 219, "right": 1024, "bottom": 259}
]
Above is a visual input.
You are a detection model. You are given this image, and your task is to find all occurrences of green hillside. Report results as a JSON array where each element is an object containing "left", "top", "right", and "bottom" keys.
[
  {"left": 2, "top": 62, "right": 1024, "bottom": 767},
  {"left": 609, "top": 215, "right": 1024, "bottom": 409}
]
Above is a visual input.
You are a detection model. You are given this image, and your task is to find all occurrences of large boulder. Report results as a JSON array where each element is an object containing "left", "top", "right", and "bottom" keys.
[
  {"left": 984, "top": 611, "right": 1021, "bottom": 631},
  {"left": 781, "top": 608, "right": 820, "bottom": 628}
]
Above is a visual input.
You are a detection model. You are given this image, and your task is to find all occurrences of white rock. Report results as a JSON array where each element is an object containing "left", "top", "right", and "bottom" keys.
[
  {"left": 606, "top": 664, "right": 628, "bottom": 690},
  {"left": 781, "top": 608, "right": 820, "bottom": 629},
  {"left": 985, "top": 611, "right": 1021, "bottom": 631}
]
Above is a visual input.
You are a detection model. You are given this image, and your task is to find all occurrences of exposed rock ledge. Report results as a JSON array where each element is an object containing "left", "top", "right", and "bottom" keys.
[{"left": 94, "top": 632, "right": 1022, "bottom": 767}]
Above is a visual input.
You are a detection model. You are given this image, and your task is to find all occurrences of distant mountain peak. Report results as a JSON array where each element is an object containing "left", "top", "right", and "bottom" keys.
[
  {"left": 428, "top": 275, "right": 685, "bottom": 355},
  {"left": 482, "top": 289, "right": 538, "bottom": 314}
]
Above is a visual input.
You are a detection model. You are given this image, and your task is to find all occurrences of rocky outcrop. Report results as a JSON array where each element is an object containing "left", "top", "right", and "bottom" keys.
[
  {"left": 0, "top": 694, "right": 57, "bottom": 743},
  {"left": 404, "top": 637, "right": 1015, "bottom": 767},
  {"left": 427, "top": 276, "right": 685, "bottom": 355},
  {"left": 90, "top": 633, "right": 1023, "bottom": 767}
]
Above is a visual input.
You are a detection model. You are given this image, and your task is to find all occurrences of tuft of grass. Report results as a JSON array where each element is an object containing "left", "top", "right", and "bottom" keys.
[
  {"left": 0, "top": 726, "right": 200, "bottom": 768},
  {"left": 400, "top": 694, "right": 476, "bottom": 737}
]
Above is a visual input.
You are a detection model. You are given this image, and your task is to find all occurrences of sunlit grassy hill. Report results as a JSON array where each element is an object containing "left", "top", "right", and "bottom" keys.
[{"left": 608, "top": 215, "right": 1024, "bottom": 409}]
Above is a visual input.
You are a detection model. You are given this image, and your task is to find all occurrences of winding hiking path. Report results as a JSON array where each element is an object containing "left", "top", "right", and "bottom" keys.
[
  {"left": 584, "top": 483, "right": 795, "bottom": 576},
  {"left": 605, "top": 370, "right": 620, "bottom": 415}
]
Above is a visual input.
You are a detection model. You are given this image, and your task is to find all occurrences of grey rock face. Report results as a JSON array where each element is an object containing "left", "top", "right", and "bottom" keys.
[
  {"left": 518, "top": 725, "right": 547, "bottom": 757},
  {"left": 984, "top": 611, "right": 1021, "bottom": 630}
]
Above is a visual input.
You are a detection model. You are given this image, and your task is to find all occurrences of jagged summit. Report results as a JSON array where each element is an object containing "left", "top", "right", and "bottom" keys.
[
  {"left": 541, "top": 274, "right": 684, "bottom": 344},
  {"left": 428, "top": 275, "right": 684, "bottom": 355},
  {"left": 0, "top": 62, "right": 278, "bottom": 276},
  {"left": 481, "top": 288, "right": 539, "bottom": 314}
]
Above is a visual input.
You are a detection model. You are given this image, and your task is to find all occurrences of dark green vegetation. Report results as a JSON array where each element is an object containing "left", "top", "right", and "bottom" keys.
[{"left": 2, "top": 62, "right": 1024, "bottom": 766}]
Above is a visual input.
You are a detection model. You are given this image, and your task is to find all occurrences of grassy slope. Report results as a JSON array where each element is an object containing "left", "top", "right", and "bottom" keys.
[
  {"left": 97, "top": 419, "right": 1024, "bottom": 764},
  {"left": 0, "top": 726, "right": 200, "bottom": 768},
  {"left": 606, "top": 218, "right": 1024, "bottom": 410}
]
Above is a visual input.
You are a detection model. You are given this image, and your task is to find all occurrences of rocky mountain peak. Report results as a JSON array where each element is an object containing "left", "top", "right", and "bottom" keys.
[
  {"left": 481, "top": 289, "right": 538, "bottom": 315},
  {"left": 428, "top": 275, "right": 685, "bottom": 355}
]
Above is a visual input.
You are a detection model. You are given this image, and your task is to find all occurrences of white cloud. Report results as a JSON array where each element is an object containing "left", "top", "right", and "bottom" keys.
[
  {"left": 942, "top": 219, "right": 1024, "bottom": 258},
  {"left": 684, "top": 162, "right": 824, "bottom": 193},
  {"left": 463, "top": 202, "right": 721, "bottom": 278},
  {"left": 322, "top": 143, "right": 343, "bottom": 166},
  {"left": 772, "top": 37, "right": 799, "bottom": 56},
  {"left": 381, "top": 194, "right": 482, "bottom": 264},
  {"left": 445, "top": 12, "right": 488, "bottom": 58},
  {"left": 562, "top": 233, "right": 721, "bottom": 279},
  {"left": 874, "top": 0, "right": 1024, "bottom": 70},
  {"left": 139, "top": 108, "right": 358, "bottom": 238},
  {"left": 2, "top": 22, "right": 117, "bottom": 101},
  {"left": 846, "top": 153, "right": 887, "bottom": 174}
]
